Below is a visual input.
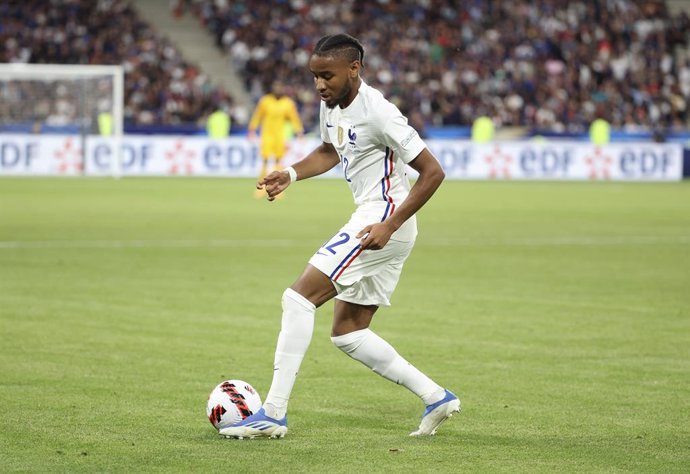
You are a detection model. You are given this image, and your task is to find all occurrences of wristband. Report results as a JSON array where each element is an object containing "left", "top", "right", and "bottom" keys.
[{"left": 285, "top": 166, "right": 297, "bottom": 183}]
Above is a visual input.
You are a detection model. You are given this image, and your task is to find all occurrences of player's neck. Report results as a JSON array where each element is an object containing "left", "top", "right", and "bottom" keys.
[{"left": 339, "top": 77, "right": 361, "bottom": 110}]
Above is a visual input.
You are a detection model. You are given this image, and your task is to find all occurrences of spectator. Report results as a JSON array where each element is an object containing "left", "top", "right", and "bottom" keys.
[
  {"left": 0, "top": 0, "right": 236, "bottom": 127},
  {"left": 196, "top": 0, "right": 689, "bottom": 134}
]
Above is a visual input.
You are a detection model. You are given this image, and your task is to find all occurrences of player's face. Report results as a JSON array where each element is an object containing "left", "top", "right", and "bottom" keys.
[
  {"left": 309, "top": 54, "right": 360, "bottom": 109},
  {"left": 271, "top": 81, "right": 284, "bottom": 97}
]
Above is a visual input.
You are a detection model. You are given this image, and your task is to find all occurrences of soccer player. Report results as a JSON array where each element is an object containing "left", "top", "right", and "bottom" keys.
[
  {"left": 248, "top": 81, "right": 304, "bottom": 197},
  {"left": 220, "top": 34, "right": 459, "bottom": 439}
]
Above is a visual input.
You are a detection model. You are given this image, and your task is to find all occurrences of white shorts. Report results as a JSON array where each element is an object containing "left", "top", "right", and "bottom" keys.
[{"left": 308, "top": 208, "right": 415, "bottom": 307}]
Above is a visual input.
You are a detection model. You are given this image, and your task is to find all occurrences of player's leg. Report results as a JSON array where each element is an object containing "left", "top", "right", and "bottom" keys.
[
  {"left": 330, "top": 299, "right": 447, "bottom": 401},
  {"left": 259, "top": 157, "right": 271, "bottom": 180},
  {"left": 254, "top": 139, "right": 274, "bottom": 197},
  {"left": 273, "top": 154, "right": 284, "bottom": 172},
  {"left": 255, "top": 156, "right": 271, "bottom": 198},
  {"left": 330, "top": 300, "right": 459, "bottom": 435},
  {"left": 265, "top": 138, "right": 288, "bottom": 175},
  {"left": 271, "top": 142, "right": 287, "bottom": 198},
  {"left": 262, "top": 264, "right": 337, "bottom": 417},
  {"left": 328, "top": 239, "right": 459, "bottom": 436},
  {"left": 220, "top": 265, "right": 336, "bottom": 439}
]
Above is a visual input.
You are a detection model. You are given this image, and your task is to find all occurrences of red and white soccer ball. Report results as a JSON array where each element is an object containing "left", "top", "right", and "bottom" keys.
[{"left": 207, "top": 380, "right": 262, "bottom": 430}]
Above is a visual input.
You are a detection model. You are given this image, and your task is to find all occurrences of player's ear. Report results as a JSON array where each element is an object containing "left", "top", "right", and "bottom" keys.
[{"left": 349, "top": 60, "right": 360, "bottom": 78}]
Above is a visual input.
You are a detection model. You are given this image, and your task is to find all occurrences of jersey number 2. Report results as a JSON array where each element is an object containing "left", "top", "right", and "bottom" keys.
[
  {"left": 341, "top": 155, "right": 352, "bottom": 182},
  {"left": 324, "top": 232, "right": 350, "bottom": 254}
]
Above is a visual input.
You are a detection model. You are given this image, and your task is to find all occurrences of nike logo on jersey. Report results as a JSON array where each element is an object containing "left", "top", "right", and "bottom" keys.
[{"left": 326, "top": 123, "right": 334, "bottom": 128}]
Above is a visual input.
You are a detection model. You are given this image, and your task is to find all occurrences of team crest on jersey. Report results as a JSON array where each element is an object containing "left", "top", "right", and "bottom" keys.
[
  {"left": 347, "top": 128, "right": 357, "bottom": 143},
  {"left": 347, "top": 127, "right": 357, "bottom": 151},
  {"left": 338, "top": 126, "right": 344, "bottom": 145}
]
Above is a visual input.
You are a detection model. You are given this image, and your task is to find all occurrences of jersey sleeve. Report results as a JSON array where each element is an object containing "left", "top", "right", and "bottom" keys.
[
  {"left": 248, "top": 97, "right": 265, "bottom": 131},
  {"left": 380, "top": 104, "right": 426, "bottom": 164},
  {"left": 319, "top": 102, "right": 331, "bottom": 143}
]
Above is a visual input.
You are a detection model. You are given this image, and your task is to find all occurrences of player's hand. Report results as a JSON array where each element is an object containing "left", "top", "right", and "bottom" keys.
[
  {"left": 257, "top": 170, "right": 290, "bottom": 202},
  {"left": 356, "top": 222, "right": 395, "bottom": 250}
]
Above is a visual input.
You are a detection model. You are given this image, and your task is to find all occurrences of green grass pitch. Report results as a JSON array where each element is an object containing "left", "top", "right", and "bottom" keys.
[{"left": 1, "top": 178, "right": 689, "bottom": 472}]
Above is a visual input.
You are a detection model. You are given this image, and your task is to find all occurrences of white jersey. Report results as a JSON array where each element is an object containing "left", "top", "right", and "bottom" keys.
[{"left": 320, "top": 80, "right": 426, "bottom": 241}]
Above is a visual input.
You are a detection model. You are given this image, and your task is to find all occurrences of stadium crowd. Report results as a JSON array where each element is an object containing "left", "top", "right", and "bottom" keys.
[
  {"left": 191, "top": 0, "right": 690, "bottom": 134},
  {"left": 0, "top": 0, "right": 234, "bottom": 127},
  {"left": 1, "top": 0, "right": 689, "bottom": 134}
]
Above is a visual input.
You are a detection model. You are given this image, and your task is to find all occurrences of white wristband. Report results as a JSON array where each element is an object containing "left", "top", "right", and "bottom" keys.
[{"left": 285, "top": 166, "right": 297, "bottom": 183}]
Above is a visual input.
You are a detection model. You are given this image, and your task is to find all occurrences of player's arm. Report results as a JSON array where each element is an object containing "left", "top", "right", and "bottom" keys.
[
  {"left": 289, "top": 100, "right": 304, "bottom": 137},
  {"left": 291, "top": 141, "right": 340, "bottom": 179},
  {"left": 357, "top": 148, "right": 444, "bottom": 249},
  {"left": 259, "top": 142, "right": 340, "bottom": 201},
  {"left": 247, "top": 98, "right": 264, "bottom": 140}
]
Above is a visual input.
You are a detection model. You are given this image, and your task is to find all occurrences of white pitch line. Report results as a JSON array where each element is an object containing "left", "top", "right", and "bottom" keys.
[
  {"left": 422, "top": 235, "right": 690, "bottom": 247},
  {"left": 0, "top": 236, "right": 688, "bottom": 250},
  {"left": 0, "top": 239, "right": 300, "bottom": 249}
]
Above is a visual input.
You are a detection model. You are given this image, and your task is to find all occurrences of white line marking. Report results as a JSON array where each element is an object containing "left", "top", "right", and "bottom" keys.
[
  {"left": 0, "top": 239, "right": 299, "bottom": 249},
  {"left": 0, "top": 236, "right": 688, "bottom": 250},
  {"left": 422, "top": 236, "right": 690, "bottom": 246}
]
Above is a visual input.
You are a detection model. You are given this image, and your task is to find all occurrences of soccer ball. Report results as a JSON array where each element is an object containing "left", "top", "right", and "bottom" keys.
[{"left": 206, "top": 380, "right": 262, "bottom": 430}]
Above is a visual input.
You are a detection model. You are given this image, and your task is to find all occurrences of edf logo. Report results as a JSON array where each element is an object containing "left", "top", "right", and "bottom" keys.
[
  {"left": 204, "top": 143, "right": 258, "bottom": 172},
  {"left": 619, "top": 148, "right": 674, "bottom": 178},
  {"left": 92, "top": 143, "right": 153, "bottom": 171},
  {"left": 432, "top": 145, "right": 471, "bottom": 176},
  {"left": 520, "top": 146, "right": 574, "bottom": 177},
  {"left": 1, "top": 140, "right": 39, "bottom": 169}
]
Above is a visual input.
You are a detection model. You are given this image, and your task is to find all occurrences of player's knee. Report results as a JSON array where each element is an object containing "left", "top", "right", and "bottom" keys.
[
  {"left": 282, "top": 288, "right": 315, "bottom": 312},
  {"left": 331, "top": 328, "right": 370, "bottom": 354},
  {"left": 288, "top": 268, "right": 337, "bottom": 308}
]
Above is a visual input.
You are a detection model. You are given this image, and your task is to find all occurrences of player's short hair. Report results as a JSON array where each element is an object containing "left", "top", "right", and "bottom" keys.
[{"left": 313, "top": 34, "right": 365, "bottom": 67}]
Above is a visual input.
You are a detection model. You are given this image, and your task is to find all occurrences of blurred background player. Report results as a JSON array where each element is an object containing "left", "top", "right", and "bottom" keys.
[
  {"left": 248, "top": 81, "right": 304, "bottom": 197},
  {"left": 206, "top": 104, "right": 231, "bottom": 139}
]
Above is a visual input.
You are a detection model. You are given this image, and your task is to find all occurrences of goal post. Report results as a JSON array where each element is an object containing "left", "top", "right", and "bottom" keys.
[{"left": 0, "top": 63, "right": 124, "bottom": 177}]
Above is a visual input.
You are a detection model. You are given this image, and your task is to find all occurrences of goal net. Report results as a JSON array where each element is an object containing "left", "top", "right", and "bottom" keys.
[{"left": 0, "top": 63, "right": 124, "bottom": 175}]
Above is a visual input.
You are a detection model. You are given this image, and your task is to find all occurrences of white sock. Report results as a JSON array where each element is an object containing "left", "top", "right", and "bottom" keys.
[
  {"left": 263, "top": 288, "right": 315, "bottom": 419},
  {"left": 331, "top": 328, "right": 445, "bottom": 406}
]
